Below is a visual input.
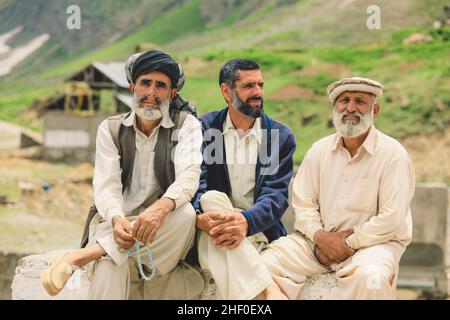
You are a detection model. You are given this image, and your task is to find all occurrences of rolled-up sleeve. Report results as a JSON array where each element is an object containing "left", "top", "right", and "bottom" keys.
[
  {"left": 93, "top": 120, "right": 124, "bottom": 226},
  {"left": 163, "top": 115, "right": 203, "bottom": 209}
]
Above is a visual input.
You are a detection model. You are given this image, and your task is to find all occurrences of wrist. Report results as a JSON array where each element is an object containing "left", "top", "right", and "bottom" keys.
[
  {"left": 161, "top": 197, "right": 175, "bottom": 213},
  {"left": 313, "top": 229, "right": 325, "bottom": 244},
  {"left": 195, "top": 214, "right": 208, "bottom": 231},
  {"left": 112, "top": 215, "right": 123, "bottom": 227},
  {"left": 344, "top": 235, "right": 355, "bottom": 250},
  {"left": 240, "top": 214, "right": 249, "bottom": 236}
]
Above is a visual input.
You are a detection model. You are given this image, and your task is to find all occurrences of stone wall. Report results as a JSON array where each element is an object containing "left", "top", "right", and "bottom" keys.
[
  {"left": 0, "top": 251, "right": 27, "bottom": 299},
  {"left": 7, "top": 184, "right": 450, "bottom": 299},
  {"left": 11, "top": 250, "right": 339, "bottom": 300},
  {"left": 43, "top": 112, "right": 111, "bottom": 163}
]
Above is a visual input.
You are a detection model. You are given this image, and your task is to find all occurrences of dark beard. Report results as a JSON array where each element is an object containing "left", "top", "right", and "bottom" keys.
[{"left": 232, "top": 91, "right": 264, "bottom": 118}]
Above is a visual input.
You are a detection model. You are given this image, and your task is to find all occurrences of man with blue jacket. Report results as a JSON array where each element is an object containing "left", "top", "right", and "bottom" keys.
[{"left": 193, "top": 59, "right": 296, "bottom": 299}]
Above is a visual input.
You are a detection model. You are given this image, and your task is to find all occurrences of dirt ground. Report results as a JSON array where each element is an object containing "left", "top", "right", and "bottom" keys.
[
  {"left": 400, "top": 126, "right": 450, "bottom": 183},
  {"left": 0, "top": 153, "right": 92, "bottom": 254}
]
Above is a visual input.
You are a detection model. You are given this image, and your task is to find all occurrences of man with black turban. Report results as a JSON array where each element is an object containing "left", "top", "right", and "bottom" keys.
[
  {"left": 125, "top": 50, "right": 197, "bottom": 116},
  {"left": 41, "top": 50, "right": 204, "bottom": 299}
]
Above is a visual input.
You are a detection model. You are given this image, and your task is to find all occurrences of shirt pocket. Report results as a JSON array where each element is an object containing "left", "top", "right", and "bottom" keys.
[{"left": 345, "top": 178, "right": 378, "bottom": 214}]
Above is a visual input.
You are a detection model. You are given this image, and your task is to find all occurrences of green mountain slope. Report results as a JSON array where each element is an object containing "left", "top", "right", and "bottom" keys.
[{"left": 0, "top": 0, "right": 448, "bottom": 176}]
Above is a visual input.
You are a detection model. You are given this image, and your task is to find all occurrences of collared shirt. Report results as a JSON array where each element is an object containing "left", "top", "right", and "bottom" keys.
[
  {"left": 292, "top": 125, "right": 415, "bottom": 250},
  {"left": 93, "top": 110, "right": 203, "bottom": 226},
  {"left": 223, "top": 112, "right": 262, "bottom": 210}
]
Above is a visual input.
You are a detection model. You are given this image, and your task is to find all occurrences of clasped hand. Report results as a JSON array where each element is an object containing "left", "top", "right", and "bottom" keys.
[
  {"left": 313, "top": 229, "right": 356, "bottom": 267},
  {"left": 196, "top": 211, "right": 248, "bottom": 250}
]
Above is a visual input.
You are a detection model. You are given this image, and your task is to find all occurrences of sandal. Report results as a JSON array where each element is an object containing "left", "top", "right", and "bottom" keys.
[{"left": 40, "top": 253, "right": 75, "bottom": 296}]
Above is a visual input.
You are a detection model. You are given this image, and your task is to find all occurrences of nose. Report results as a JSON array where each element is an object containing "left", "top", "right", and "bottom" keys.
[
  {"left": 253, "top": 84, "right": 263, "bottom": 97},
  {"left": 143, "top": 83, "right": 158, "bottom": 99},
  {"left": 346, "top": 99, "right": 357, "bottom": 113}
]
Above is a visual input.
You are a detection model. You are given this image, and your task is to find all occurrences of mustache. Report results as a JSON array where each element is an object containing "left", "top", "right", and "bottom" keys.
[
  {"left": 245, "top": 97, "right": 263, "bottom": 108},
  {"left": 341, "top": 110, "right": 363, "bottom": 118},
  {"left": 247, "top": 96, "right": 263, "bottom": 102},
  {"left": 133, "top": 95, "right": 162, "bottom": 106}
]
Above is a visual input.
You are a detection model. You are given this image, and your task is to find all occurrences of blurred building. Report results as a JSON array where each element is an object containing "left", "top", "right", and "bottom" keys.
[{"left": 42, "top": 61, "right": 132, "bottom": 163}]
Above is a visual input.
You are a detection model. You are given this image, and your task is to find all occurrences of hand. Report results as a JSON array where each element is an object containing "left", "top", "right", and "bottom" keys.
[
  {"left": 112, "top": 216, "right": 136, "bottom": 249},
  {"left": 196, "top": 211, "right": 227, "bottom": 233},
  {"left": 314, "top": 245, "right": 332, "bottom": 268},
  {"left": 313, "top": 229, "right": 355, "bottom": 263},
  {"left": 209, "top": 212, "right": 248, "bottom": 250},
  {"left": 132, "top": 197, "right": 175, "bottom": 244}
]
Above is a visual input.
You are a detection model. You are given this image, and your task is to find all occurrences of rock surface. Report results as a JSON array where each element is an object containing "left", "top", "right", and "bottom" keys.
[{"left": 12, "top": 250, "right": 338, "bottom": 300}]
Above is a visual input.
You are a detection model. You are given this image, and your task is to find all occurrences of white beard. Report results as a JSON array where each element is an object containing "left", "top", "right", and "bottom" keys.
[
  {"left": 131, "top": 93, "right": 170, "bottom": 121},
  {"left": 332, "top": 106, "right": 374, "bottom": 138}
]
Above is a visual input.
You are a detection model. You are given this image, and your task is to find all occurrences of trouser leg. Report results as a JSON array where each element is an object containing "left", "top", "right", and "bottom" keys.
[{"left": 197, "top": 190, "right": 272, "bottom": 300}]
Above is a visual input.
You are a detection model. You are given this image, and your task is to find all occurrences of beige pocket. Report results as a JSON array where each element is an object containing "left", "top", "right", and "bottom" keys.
[{"left": 345, "top": 178, "right": 378, "bottom": 214}]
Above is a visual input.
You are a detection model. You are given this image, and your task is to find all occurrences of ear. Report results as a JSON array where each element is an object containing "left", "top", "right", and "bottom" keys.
[
  {"left": 129, "top": 83, "right": 134, "bottom": 95},
  {"left": 170, "top": 88, "right": 177, "bottom": 100},
  {"left": 220, "top": 83, "right": 232, "bottom": 104},
  {"left": 373, "top": 103, "right": 380, "bottom": 118}
]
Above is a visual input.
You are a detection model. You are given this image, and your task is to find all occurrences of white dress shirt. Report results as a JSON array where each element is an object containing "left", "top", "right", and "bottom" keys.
[
  {"left": 93, "top": 111, "right": 203, "bottom": 226},
  {"left": 223, "top": 112, "right": 261, "bottom": 210}
]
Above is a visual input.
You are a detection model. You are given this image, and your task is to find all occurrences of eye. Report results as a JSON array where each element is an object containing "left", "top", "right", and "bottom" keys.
[{"left": 156, "top": 81, "right": 167, "bottom": 89}]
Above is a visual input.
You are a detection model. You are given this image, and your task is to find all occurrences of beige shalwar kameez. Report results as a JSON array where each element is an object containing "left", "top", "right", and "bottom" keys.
[{"left": 261, "top": 125, "right": 415, "bottom": 299}]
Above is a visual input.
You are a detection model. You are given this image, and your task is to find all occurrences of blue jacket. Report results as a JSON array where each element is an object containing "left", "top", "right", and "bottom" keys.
[{"left": 193, "top": 107, "right": 296, "bottom": 243}]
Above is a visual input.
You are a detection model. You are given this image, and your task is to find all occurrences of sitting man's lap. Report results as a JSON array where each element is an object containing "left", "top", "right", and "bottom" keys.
[
  {"left": 87, "top": 202, "right": 197, "bottom": 299},
  {"left": 261, "top": 232, "right": 404, "bottom": 299},
  {"left": 197, "top": 190, "right": 273, "bottom": 300}
]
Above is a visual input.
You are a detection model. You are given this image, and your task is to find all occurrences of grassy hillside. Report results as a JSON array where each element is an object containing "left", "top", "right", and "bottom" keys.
[
  {"left": 41, "top": 0, "right": 207, "bottom": 78},
  {"left": 180, "top": 27, "right": 450, "bottom": 163},
  {"left": 0, "top": 0, "right": 448, "bottom": 170}
]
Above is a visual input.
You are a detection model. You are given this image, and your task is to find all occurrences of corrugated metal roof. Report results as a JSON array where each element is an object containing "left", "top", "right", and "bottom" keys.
[
  {"left": 92, "top": 61, "right": 128, "bottom": 88},
  {"left": 115, "top": 92, "right": 132, "bottom": 107}
]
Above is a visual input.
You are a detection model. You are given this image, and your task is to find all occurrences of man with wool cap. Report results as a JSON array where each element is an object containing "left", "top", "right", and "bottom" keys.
[
  {"left": 260, "top": 76, "right": 415, "bottom": 299},
  {"left": 41, "top": 50, "right": 203, "bottom": 299}
]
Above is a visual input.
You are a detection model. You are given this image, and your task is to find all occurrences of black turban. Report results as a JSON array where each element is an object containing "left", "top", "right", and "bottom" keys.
[{"left": 130, "top": 50, "right": 180, "bottom": 88}]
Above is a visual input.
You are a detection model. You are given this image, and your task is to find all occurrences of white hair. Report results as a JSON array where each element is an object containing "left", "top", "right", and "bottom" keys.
[
  {"left": 332, "top": 106, "right": 374, "bottom": 138},
  {"left": 131, "top": 92, "right": 171, "bottom": 121}
]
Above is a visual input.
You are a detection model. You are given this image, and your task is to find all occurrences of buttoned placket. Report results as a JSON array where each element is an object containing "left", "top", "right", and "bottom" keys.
[
  {"left": 135, "top": 126, "right": 159, "bottom": 190},
  {"left": 329, "top": 144, "right": 368, "bottom": 230}
]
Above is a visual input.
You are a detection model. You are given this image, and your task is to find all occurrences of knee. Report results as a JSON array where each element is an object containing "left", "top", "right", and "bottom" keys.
[
  {"left": 200, "top": 190, "right": 227, "bottom": 205},
  {"left": 260, "top": 249, "right": 281, "bottom": 274},
  {"left": 200, "top": 190, "right": 229, "bottom": 211},
  {"left": 174, "top": 203, "right": 196, "bottom": 226},
  {"left": 352, "top": 265, "right": 391, "bottom": 290}
]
